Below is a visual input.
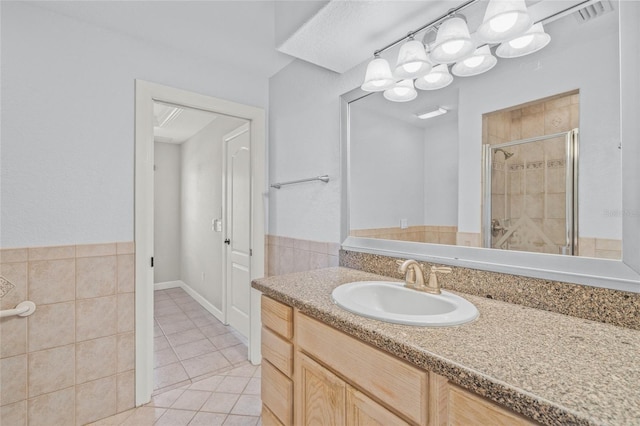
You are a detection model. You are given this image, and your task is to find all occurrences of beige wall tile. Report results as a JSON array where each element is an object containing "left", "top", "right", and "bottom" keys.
[
  {"left": 277, "top": 247, "right": 294, "bottom": 275},
  {"left": 327, "top": 242, "right": 341, "bottom": 256},
  {"left": 0, "top": 316, "right": 27, "bottom": 359},
  {"left": 28, "top": 259, "right": 75, "bottom": 305},
  {"left": 293, "top": 238, "right": 309, "bottom": 251},
  {"left": 27, "top": 387, "right": 75, "bottom": 426},
  {"left": 595, "top": 249, "right": 622, "bottom": 260},
  {"left": 328, "top": 255, "right": 339, "bottom": 267},
  {"left": 308, "top": 240, "right": 328, "bottom": 254},
  {"left": 544, "top": 105, "right": 572, "bottom": 133},
  {"left": 76, "top": 243, "right": 117, "bottom": 258},
  {"left": 521, "top": 111, "right": 544, "bottom": 138},
  {"left": 308, "top": 252, "right": 329, "bottom": 271},
  {"left": 76, "top": 296, "right": 117, "bottom": 341},
  {"left": 279, "top": 237, "right": 294, "bottom": 248},
  {"left": 117, "top": 332, "right": 135, "bottom": 373},
  {"left": 1, "top": 400, "right": 26, "bottom": 426},
  {"left": 0, "top": 249, "right": 28, "bottom": 264},
  {"left": 579, "top": 237, "right": 596, "bottom": 257},
  {"left": 438, "top": 233, "right": 457, "bottom": 246},
  {"left": 75, "top": 376, "right": 117, "bottom": 426},
  {"left": 116, "top": 242, "right": 135, "bottom": 255},
  {"left": 117, "top": 293, "right": 135, "bottom": 334},
  {"left": 76, "top": 336, "right": 117, "bottom": 384},
  {"left": 76, "top": 256, "right": 117, "bottom": 299},
  {"left": 292, "top": 250, "right": 309, "bottom": 273},
  {"left": 266, "top": 244, "right": 277, "bottom": 277},
  {"left": 28, "top": 246, "right": 75, "bottom": 261},
  {"left": 595, "top": 238, "right": 622, "bottom": 251},
  {"left": 28, "top": 302, "right": 75, "bottom": 352},
  {"left": 28, "top": 345, "right": 75, "bottom": 397},
  {"left": 0, "top": 262, "right": 27, "bottom": 310},
  {"left": 117, "top": 254, "right": 135, "bottom": 293},
  {"left": 116, "top": 371, "right": 135, "bottom": 413},
  {"left": 0, "top": 354, "right": 26, "bottom": 405}
]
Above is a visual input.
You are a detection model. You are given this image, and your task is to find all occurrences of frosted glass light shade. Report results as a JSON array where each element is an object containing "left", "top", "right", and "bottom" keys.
[
  {"left": 415, "top": 64, "right": 453, "bottom": 90},
  {"left": 361, "top": 57, "right": 395, "bottom": 92},
  {"left": 452, "top": 45, "right": 497, "bottom": 77},
  {"left": 496, "top": 23, "right": 551, "bottom": 58},
  {"left": 383, "top": 79, "right": 418, "bottom": 102},
  {"left": 477, "top": 0, "right": 532, "bottom": 43},
  {"left": 429, "top": 16, "right": 475, "bottom": 64},
  {"left": 394, "top": 39, "right": 432, "bottom": 79}
]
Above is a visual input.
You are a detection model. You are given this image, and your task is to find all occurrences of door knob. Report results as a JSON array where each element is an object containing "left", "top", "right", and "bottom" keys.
[{"left": 224, "top": 239, "right": 231, "bottom": 245}]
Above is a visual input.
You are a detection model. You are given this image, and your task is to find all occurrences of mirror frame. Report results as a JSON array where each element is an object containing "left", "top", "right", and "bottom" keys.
[{"left": 340, "top": 1, "right": 640, "bottom": 293}]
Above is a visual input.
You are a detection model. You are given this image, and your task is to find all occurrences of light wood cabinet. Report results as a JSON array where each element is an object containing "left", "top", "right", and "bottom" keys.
[{"left": 260, "top": 295, "right": 539, "bottom": 426}]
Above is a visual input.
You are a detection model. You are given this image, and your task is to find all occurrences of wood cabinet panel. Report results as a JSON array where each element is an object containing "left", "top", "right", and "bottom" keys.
[
  {"left": 296, "top": 352, "right": 346, "bottom": 426},
  {"left": 262, "top": 295, "right": 293, "bottom": 339},
  {"left": 346, "top": 385, "right": 409, "bottom": 426},
  {"left": 261, "top": 326, "right": 293, "bottom": 377},
  {"left": 262, "top": 360, "right": 293, "bottom": 425},
  {"left": 262, "top": 405, "right": 284, "bottom": 426},
  {"left": 296, "top": 312, "right": 428, "bottom": 425},
  {"left": 448, "top": 384, "right": 537, "bottom": 426}
]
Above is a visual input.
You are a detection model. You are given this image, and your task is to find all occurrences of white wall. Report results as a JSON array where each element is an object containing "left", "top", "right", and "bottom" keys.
[
  {"left": 268, "top": 59, "right": 363, "bottom": 242},
  {"left": 423, "top": 114, "right": 459, "bottom": 226},
  {"left": 181, "top": 117, "right": 246, "bottom": 311},
  {"left": 350, "top": 107, "right": 424, "bottom": 229},
  {"left": 0, "top": 2, "right": 268, "bottom": 248},
  {"left": 154, "top": 142, "right": 182, "bottom": 283}
]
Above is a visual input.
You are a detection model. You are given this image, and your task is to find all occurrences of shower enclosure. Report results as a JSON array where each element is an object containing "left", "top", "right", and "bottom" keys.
[{"left": 482, "top": 129, "right": 579, "bottom": 255}]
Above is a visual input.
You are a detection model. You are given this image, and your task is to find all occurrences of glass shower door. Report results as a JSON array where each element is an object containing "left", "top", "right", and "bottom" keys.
[{"left": 482, "top": 129, "right": 578, "bottom": 255}]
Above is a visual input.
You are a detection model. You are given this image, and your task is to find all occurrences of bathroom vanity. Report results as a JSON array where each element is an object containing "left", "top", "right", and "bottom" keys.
[{"left": 253, "top": 267, "right": 640, "bottom": 426}]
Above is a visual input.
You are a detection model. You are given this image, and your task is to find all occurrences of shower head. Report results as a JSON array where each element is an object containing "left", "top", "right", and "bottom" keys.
[{"left": 495, "top": 148, "right": 514, "bottom": 160}]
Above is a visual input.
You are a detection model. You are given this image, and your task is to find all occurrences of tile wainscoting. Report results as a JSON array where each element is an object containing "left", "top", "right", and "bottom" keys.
[
  {"left": 265, "top": 235, "right": 340, "bottom": 277},
  {"left": 0, "top": 242, "right": 135, "bottom": 426}
]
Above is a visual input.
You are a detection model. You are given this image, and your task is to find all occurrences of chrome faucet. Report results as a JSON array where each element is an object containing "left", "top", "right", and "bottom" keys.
[{"left": 397, "top": 259, "right": 452, "bottom": 294}]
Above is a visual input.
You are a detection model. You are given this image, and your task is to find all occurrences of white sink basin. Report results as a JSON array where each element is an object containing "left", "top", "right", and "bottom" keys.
[{"left": 332, "top": 281, "right": 479, "bottom": 327}]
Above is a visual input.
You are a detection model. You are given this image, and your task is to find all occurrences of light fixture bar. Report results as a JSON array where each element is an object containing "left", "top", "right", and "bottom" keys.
[
  {"left": 417, "top": 107, "right": 448, "bottom": 119},
  {"left": 373, "top": 0, "right": 480, "bottom": 57}
]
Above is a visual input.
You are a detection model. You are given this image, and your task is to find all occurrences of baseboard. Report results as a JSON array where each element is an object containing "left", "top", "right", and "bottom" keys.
[
  {"left": 179, "top": 282, "right": 226, "bottom": 324},
  {"left": 154, "top": 280, "right": 183, "bottom": 290}
]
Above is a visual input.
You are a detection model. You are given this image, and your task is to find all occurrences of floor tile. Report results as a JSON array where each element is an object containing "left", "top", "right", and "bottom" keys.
[
  {"left": 223, "top": 414, "right": 259, "bottom": 426},
  {"left": 231, "top": 395, "right": 261, "bottom": 417},
  {"left": 188, "top": 411, "right": 228, "bottom": 426},
  {"left": 221, "top": 344, "right": 249, "bottom": 364},
  {"left": 201, "top": 392, "right": 240, "bottom": 414},
  {"left": 159, "top": 318, "right": 197, "bottom": 335},
  {"left": 119, "top": 407, "right": 166, "bottom": 425},
  {"left": 209, "top": 332, "right": 242, "bottom": 349},
  {"left": 154, "top": 362, "right": 189, "bottom": 390},
  {"left": 224, "top": 363, "right": 257, "bottom": 378},
  {"left": 216, "top": 376, "right": 250, "bottom": 394},
  {"left": 199, "top": 323, "right": 230, "bottom": 338},
  {"left": 155, "top": 408, "right": 197, "bottom": 426},
  {"left": 188, "top": 375, "right": 224, "bottom": 392},
  {"left": 174, "top": 339, "right": 217, "bottom": 361},
  {"left": 243, "top": 378, "right": 260, "bottom": 395},
  {"left": 171, "top": 390, "right": 212, "bottom": 411},
  {"left": 182, "top": 351, "right": 232, "bottom": 378},
  {"left": 155, "top": 347, "right": 179, "bottom": 368},
  {"left": 166, "top": 328, "right": 207, "bottom": 347},
  {"left": 148, "top": 388, "right": 186, "bottom": 408},
  {"left": 155, "top": 335, "right": 171, "bottom": 351}
]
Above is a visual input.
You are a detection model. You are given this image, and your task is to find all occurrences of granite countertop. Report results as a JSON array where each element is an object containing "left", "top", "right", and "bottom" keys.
[{"left": 252, "top": 267, "right": 640, "bottom": 426}]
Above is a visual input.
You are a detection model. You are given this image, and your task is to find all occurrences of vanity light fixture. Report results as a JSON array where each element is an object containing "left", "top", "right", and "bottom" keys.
[
  {"left": 417, "top": 107, "right": 448, "bottom": 119},
  {"left": 496, "top": 23, "right": 551, "bottom": 58},
  {"left": 394, "top": 36, "right": 432, "bottom": 79},
  {"left": 383, "top": 79, "right": 418, "bottom": 102},
  {"left": 415, "top": 64, "right": 454, "bottom": 90},
  {"left": 476, "top": 0, "right": 532, "bottom": 43},
  {"left": 452, "top": 45, "right": 497, "bottom": 77},
  {"left": 361, "top": 54, "right": 395, "bottom": 92},
  {"left": 429, "top": 15, "right": 475, "bottom": 64}
]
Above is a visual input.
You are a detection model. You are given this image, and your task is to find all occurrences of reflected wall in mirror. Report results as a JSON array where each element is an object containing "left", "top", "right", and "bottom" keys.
[{"left": 348, "top": 0, "right": 621, "bottom": 260}]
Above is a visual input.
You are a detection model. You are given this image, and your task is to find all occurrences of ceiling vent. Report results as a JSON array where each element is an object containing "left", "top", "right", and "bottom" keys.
[{"left": 573, "top": 0, "right": 613, "bottom": 24}]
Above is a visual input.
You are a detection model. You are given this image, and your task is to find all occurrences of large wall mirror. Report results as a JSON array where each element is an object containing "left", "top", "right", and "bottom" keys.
[{"left": 341, "top": 0, "right": 640, "bottom": 292}]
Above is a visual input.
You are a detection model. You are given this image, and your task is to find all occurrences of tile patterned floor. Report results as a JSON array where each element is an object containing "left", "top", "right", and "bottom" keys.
[{"left": 90, "top": 288, "right": 261, "bottom": 425}]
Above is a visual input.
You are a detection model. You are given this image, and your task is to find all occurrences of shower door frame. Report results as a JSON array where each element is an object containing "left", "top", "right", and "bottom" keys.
[{"left": 482, "top": 128, "right": 579, "bottom": 254}]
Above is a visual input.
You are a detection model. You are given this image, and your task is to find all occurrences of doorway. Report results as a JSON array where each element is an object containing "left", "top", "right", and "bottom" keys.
[{"left": 135, "top": 81, "right": 265, "bottom": 405}]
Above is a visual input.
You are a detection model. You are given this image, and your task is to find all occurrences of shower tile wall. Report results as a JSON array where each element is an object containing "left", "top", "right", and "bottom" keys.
[
  {"left": 0, "top": 243, "right": 135, "bottom": 426},
  {"left": 265, "top": 236, "right": 340, "bottom": 277},
  {"left": 484, "top": 92, "right": 620, "bottom": 259}
]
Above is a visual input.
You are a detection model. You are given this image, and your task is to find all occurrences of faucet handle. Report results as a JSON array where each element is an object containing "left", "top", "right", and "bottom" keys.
[{"left": 431, "top": 266, "right": 452, "bottom": 274}]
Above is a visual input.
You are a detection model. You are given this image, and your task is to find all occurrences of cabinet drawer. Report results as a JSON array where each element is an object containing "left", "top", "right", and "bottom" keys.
[
  {"left": 296, "top": 312, "right": 428, "bottom": 425},
  {"left": 262, "top": 296, "right": 293, "bottom": 339},
  {"left": 262, "top": 326, "right": 293, "bottom": 377},
  {"left": 262, "top": 360, "right": 293, "bottom": 426},
  {"left": 448, "top": 384, "right": 538, "bottom": 426}
]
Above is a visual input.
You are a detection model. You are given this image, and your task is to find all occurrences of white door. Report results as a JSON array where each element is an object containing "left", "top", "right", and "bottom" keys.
[{"left": 224, "top": 123, "right": 251, "bottom": 338}]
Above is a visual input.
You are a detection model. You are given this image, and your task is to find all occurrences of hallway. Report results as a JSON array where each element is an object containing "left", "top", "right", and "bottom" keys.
[{"left": 90, "top": 288, "right": 261, "bottom": 425}]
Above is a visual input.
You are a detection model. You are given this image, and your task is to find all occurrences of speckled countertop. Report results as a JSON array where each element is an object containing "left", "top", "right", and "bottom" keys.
[{"left": 252, "top": 267, "right": 640, "bottom": 426}]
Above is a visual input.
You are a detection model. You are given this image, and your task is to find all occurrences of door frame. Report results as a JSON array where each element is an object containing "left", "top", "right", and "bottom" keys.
[{"left": 134, "top": 80, "right": 265, "bottom": 405}]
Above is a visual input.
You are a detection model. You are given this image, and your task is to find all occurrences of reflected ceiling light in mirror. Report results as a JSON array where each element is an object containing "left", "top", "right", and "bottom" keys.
[
  {"left": 361, "top": 55, "right": 395, "bottom": 92},
  {"left": 452, "top": 45, "right": 497, "bottom": 77},
  {"left": 429, "top": 15, "right": 475, "bottom": 64},
  {"left": 496, "top": 23, "right": 551, "bottom": 58},
  {"left": 394, "top": 37, "right": 432, "bottom": 79},
  {"left": 417, "top": 107, "right": 448, "bottom": 119},
  {"left": 415, "top": 64, "right": 454, "bottom": 90},
  {"left": 476, "top": 0, "right": 532, "bottom": 43},
  {"left": 383, "top": 79, "right": 418, "bottom": 102}
]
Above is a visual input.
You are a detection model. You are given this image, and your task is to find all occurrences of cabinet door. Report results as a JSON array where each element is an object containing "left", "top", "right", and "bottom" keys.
[
  {"left": 346, "top": 386, "right": 409, "bottom": 426},
  {"left": 296, "top": 352, "right": 346, "bottom": 425}
]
